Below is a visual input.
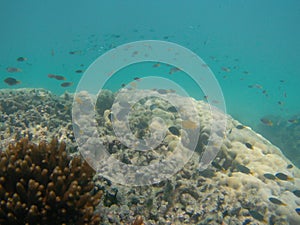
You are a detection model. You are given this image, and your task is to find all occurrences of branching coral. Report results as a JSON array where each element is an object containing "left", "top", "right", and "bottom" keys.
[{"left": 0, "top": 138, "right": 102, "bottom": 225}]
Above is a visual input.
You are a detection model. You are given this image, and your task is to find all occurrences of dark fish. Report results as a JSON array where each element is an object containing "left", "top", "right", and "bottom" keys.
[
  {"left": 249, "top": 210, "right": 265, "bottom": 222},
  {"left": 275, "top": 172, "right": 294, "bottom": 181},
  {"left": 293, "top": 190, "right": 300, "bottom": 198},
  {"left": 6, "top": 67, "right": 22, "bottom": 73},
  {"left": 121, "top": 83, "right": 126, "bottom": 88},
  {"left": 167, "top": 106, "right": 177, "bottom": 113},
  {"left": 287, "top": 164, "right": 293, "bottom": 169},
  {"left": 168, "top": 126, "right": 180, "bottom": 136},
  {"left": 111, "top": 34, "right": 121, "bottom": 38},
  {"left": 75, "top": 69, "right": 83, "bottom": 73},
  {"left": 263, "top": 173, "right": 276, "bottom": 180},
  {"left": 4, "top": 77, "right": 20, "bottom": 86},
  {"left": 69, "top": 50, "right": 82, "bottom": 55},
  {"left": 268, "top": 197, "right": 287, "bottom": 206},
  {"left": 17, "top": 57, "right": 27, "bottom": 62},
  {"left": 260, "top": 118, "right": 273, "bottom": 126},
  {"left": 48, "top": 74, "right": 66, "bottom": 80},
  {"left": 245, "top": 143, "right": 253, "bottom": 149},
  {"left": 295, "top": 208, "right": 300, "bottom": 215},
  {"left": 149, "top": 104, "right": 158, "bottom": 110},
  {"left": 278, "top": 101, "right": 284, "bottom": 105},
  {"left": 236, "top": 125, "right": 245, "bottom": 129},
  {"left": 61, "top": 82, "right": 73, "bottom": 87},
  {"left": 133, "top": 77, "right": 141, "bottom": 81},
  {"left": 236, "top": 164, "right": 252, "bottom": 174}
]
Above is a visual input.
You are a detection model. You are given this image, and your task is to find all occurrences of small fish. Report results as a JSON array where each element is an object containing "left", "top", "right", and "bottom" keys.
[
  {"left": 132, "top": 51, "right": 139, "bottom": 56},
  {"left": 278, "top": 101, "right": 284, "bottom": 105},
  {"left": 288, "top": 119, "right": 299, "bottom": 124},
  {"left": 295, "top": 208, "right": 300, "bottom": 215},
  {"left": 48, "top": 74, "right": 66, "bottom": 80},
  {"left": 169, "top": 67, "right": 181, "bottom": 74},
  {"left": 263, "top": 173, "right": 276, "bottom": 180},
  {"left": 61, "top": 82, "right": 73, "bottom": 87},
  {"left": 168, "top": 89, "right": 176, "bottom": 93},
  {"left": 149, "top": 104, "right": 158, "bottom": 111},
  {"left": 292, "top": 190, "right": 300, "bottom": 198},
  {"left": 69, "top": 50, "right": 82, "bottom": 55},
  {"left": 268, "top": 197, "right": 287, "bottom": 206},
  {"left": 249, "top": 84, "right": 263, "bottom": 89},
  {"left": 133, "top": 77, "right": 141, "bottom": 81},
  {"left": 157, "top": 89, "right": 168, "bottom": 94},
  {"left": 51, "top": 49, "right": 55, "bottom": 56},
  {"left": 287, "top": 164, "right": 293, "bottom": 169},
  {"left": 279, "top": 80, "right": 285, "bottom": 83},
  {"left": 249, "top": 210, "right": 266, "bottom": 222},
  {"left": 243, "top": 71, "right": 249, "bottom": 74},
  {"left": 221, "top": 67, "right": 230, "bottom": 72},
  {"left": 168, "top": 126, "right": 180, "bottom": 136},
  {"left": 283, "top": 92, "right": 287, "bottom": 98},
  {"left": 17, "top": 57, "right": 27, "bottom": 62},
  {"left": 75, "top": 69, "right": 83, "bottom": 73},
  {"left": 236, "top": 164, "right": 252, "bottom": 174},
  {"left": 182, "top": 120, "right": 198, "bottom": 130},
  {"left": 236, "top": 125, "right": 245, "bottom": 129},
  {"left": 4, "top": 77, "right": 21, "bottom": 86},
  {"left": 152, "top": 62, "right": 161, "bottom": 68},
  {"left": 275, "top": 172, "right": 294, "bottom": 181},
  {"left": 6, "top": 67, "right": 22, "bottom": 73},
  {"left": 260, "top": 118, "right": 273, "bottom": 126},
  {"left": 245, "top": 143, "right": 253, "bottom": 149},
  {"left": 167, "top": 106, "right": 177, "bottom": 113},
  {"left": 121, "top": 83, "right": 126, "bottom": 88}
]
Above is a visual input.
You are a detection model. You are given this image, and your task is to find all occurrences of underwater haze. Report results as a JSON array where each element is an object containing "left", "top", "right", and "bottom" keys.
[{"left": 1, "top": 0, "right": 299, "bottom": 164}]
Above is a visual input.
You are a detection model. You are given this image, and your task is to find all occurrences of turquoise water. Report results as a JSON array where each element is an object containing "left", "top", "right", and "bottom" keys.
[{"left": 1, "top": 0, "right": 300, "bottom": 164}]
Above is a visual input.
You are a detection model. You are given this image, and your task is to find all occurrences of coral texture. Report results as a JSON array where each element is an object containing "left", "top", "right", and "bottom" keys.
[{"left": 0, "top": 138, "right": 102, "bottom": 225}]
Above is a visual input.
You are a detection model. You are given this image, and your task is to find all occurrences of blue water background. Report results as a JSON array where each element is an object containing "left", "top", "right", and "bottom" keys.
[{"left": 0, "top": 0, "right": 299, "bottom": 162}]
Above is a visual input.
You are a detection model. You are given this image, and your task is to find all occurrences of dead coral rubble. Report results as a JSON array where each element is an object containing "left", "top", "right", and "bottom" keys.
[{"left": 0, "top": 138, "right": 102, "bottom": 225}]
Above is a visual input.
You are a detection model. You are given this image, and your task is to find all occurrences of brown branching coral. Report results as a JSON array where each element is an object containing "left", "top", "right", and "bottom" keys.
[{"left": 0, "top": 138, "right": 102, "bottom": 225}]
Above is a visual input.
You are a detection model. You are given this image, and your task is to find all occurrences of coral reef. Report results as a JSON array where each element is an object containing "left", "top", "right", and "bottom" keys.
[
  {"left": 0, "top": 138, "right": 102, "bottom": 225},
  {"left": 1, "top": 88, "right": 300, "bottom": 224}
]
